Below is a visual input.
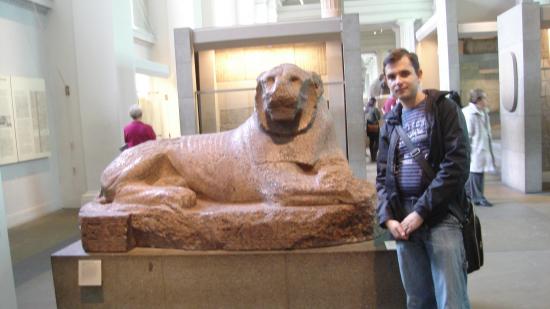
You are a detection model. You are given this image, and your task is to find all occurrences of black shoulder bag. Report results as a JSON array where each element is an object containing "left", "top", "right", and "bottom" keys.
[{"left": 394, "top": 125, "right": 484, "bottom": 274}]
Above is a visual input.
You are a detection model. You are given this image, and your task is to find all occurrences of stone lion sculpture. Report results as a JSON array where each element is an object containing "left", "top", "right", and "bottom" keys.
[
  {"left": 99, "top": 63, "right": 368, "bottom": 208},
  {"left": 80, "top": 63, "right": 375, "bottom": 252}
]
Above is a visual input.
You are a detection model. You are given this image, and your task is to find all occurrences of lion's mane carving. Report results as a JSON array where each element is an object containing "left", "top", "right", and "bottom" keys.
[{"left": 81, "top": 64, "right": 375, "bottom": 252}]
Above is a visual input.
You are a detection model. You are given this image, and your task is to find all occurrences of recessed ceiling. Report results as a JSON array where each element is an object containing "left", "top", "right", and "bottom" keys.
[
  {"left": 281, "top": 0, "right": 519, "bottom": 24},
  {"left": 457, "top": 0, "right": 516, "bottom": 23},
  {"left": 280, "top": 0, "right": 320, "bottom": 6}
]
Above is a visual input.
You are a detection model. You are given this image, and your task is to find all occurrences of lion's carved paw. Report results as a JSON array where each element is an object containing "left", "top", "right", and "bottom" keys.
[
  {"left": 316, "top": 167, "right": 349, "bottom": 193},
  {"left": 113, "top": 184, "right": 197, "bottom": 210}
]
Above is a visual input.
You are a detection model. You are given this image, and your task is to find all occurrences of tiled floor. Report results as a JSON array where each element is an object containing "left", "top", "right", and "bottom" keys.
[
  {"left": 467, "top": 178, "right": 550, "bottom": 309},
  {"left": 8, "top": 209, "right": 80, "bottom": 309},
  {"left": 7, "top": 166, "right": 550, "bottom": 308}
]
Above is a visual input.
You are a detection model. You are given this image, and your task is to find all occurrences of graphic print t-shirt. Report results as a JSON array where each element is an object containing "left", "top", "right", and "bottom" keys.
[{"left": 397, "top": 101, "right": 430, "bottom": 198}]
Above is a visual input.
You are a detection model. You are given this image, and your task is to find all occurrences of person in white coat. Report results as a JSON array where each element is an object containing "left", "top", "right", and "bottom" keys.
[{"left": 462, "top": 89, "right": 496, "bottom": 207}]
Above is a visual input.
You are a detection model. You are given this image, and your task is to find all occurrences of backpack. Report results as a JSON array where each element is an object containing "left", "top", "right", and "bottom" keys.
[{"left": 448, "top": 90, "right": 462, "bottom": 108}]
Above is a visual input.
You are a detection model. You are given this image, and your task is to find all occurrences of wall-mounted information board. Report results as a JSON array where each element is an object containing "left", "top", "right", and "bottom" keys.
[{"left": 0, "top": 75, "right": 50, "bottom": 165}]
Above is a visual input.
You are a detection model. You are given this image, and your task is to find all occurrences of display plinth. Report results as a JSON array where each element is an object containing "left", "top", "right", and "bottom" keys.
[{"left": 51, "top": 239, "right": 405, "bottom": 308}]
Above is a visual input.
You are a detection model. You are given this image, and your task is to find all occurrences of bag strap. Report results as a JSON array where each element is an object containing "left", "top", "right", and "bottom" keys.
[
  {"left": 385, "top": 127, "right": 400, "bottom": 190},
  {"left": 390, "top": 93, "right": 448, "bottom": 184},
  {"left": 394, "top": 125, "right": 436, "bottom": 180}
]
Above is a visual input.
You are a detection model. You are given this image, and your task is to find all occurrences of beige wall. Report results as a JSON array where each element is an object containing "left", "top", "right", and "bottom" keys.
[
  {"left": 540, "top": 29, "right": 550, "bottom": 171},
  {"left": 460, "top": 54, "right": 499, "bottom": 111},
  {"left": 416, "top": 33, "right": 440, "bottom": 90},
  {"left": 196, "top": 41, "right": 343, "bottom": 138}
]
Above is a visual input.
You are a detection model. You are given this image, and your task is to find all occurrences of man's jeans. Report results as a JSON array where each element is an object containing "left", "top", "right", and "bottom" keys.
[
  {"left": 396, "top": 206, "right": 470, "bottom": 309},
  {"left": 466, "top": 172, "right": 488, "bottom": 204}
]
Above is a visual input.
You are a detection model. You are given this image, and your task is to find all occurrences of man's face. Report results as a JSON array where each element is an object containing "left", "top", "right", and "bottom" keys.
[
  {"left": 384, "top": 56, "right": 422, "bottom": 103},
  {"left": 476, "top": 96, "right": 488, "bottom": 109}
]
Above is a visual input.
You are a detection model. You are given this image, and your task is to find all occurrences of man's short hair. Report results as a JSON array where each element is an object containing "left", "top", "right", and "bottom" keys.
[
  {"left": 129, "top": 104, "right": 143, "bottom": 120},
  {"left": 383, "top": 48, "right": 420, "bottom": 75},
  {"left": 469, "top": 89, "right": 486, "bottom": 104}
]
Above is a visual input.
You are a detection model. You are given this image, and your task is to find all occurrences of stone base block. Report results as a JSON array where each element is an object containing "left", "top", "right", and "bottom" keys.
[
  {"left": 52, "top": 240, "right": 405, "bottom": 308},
  {"left": 79, "top": 199, "right": 375, "bottom": 252},
  {"left": 79, "top": 212, "right": 132, "bottom": 252}
]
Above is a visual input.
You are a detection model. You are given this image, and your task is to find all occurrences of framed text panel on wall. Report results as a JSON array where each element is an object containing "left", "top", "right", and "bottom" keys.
[
  {"left": 10, "top": 76, "right": 50, "bottom": 162},
  {"left": 0, "top": 75, "right": 18, "bottom": 165}
]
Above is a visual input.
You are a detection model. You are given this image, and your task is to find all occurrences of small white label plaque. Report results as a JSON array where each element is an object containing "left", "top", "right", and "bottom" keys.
[
  {"left": 384, "top": 240, "right": 397, "bottom": 250},
  {"left": 78, "top": 260, "right": 102, "bottom": 286}
]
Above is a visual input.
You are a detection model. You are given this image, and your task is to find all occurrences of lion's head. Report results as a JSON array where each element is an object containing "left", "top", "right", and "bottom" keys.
[{"left": 255, "top": 63, "right": 324, "bottom": 136}]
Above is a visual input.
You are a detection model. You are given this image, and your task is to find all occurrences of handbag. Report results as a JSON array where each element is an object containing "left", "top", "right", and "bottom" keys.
[
  {"left": 394, "top": 125, "right": 484, "bottom": 274},
  {"left": 462, "top": 198, "right": 484, "bottom": 273},
  {"left": 365, "top": 106, "right": 380, "bottom": 133},
  {"left": 367, "top": 123, "right": 379, "bottom": 133}
]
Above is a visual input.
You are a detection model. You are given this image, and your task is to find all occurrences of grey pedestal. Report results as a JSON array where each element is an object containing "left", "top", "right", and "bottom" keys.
[{"left": 52, "top": 239, "right": 405, "bottom": 308}]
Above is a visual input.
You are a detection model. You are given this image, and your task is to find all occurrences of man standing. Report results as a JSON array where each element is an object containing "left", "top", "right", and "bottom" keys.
[
  {"left": 364, "top": 97, "right": 382, "bottom": 161},
  {"left": 369, "top": 73, "right": 386, "bottom": 99},
  {"left": 376, "top": 49, "right": 471, "bottom": 308},
  {"left": 462, "top": 89, "right": 496, "bottom": 207}
]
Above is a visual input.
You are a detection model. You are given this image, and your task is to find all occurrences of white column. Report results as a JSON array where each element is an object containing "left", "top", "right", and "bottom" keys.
[
  {"left": 376, "top": 48, "right": 390, "bottom": 75},
  {"left": 0, "top": 171, "right": 17, "bottom": 309},
  {"left": 361, "top": 58, "right": 368, "bottom": 97},
  {"left": 321, "top": 0, "right": 343, "bottom": 18},
  {"left": 435, "top": 0, "right": 460, "bottom": 91},
  {"left": 397, "top": 19, "right": 417, "bottom": 52},
  {"left": 73, "top": 0, "right": 137, "bottom": 200},
  {"left": 392, "top": 26, "right": 401, "bottom": 50},
  {"left": 191, "top": 0, "right": 203, "bottom": 27},
  {"left": 175, "top": 28, "right": 199, "bottom": 135},
  {"left": 342, "top": 14, "right": 367, "bottom": 179},
  {"left": 237, "top": 0, "right": 255, "bottom": 25},
  {"left": 168, "top": 0, "right": 198, "bottom": 28},
  {"left": 267, "top": 0, "right": 278, "bottom": 22},
  {"left": 213, "top": 0, "right": 237, "bottom": 26},
  {"left": 498, "top": 1, "right": 542, "bottom": 192},
  {"left": 326, "top": 41, "right": 347, "bottom": 156},
  {"left": 255, "top": 0, "right": 277, "bottom": 23}
]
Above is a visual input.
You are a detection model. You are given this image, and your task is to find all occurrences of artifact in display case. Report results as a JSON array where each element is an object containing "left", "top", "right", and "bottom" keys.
[{"left": 80, "top": 64, "right": 376, "bottom": 252}]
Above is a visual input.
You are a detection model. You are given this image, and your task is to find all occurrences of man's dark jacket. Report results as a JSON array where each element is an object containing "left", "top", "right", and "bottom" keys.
[{"left": 376, "top": 89, "right": 471, "bottom": 228}]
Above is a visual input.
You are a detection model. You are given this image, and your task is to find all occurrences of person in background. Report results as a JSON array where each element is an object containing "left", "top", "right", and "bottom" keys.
[
  {"left": 383, "top": 93, "right": 397, "bottom": 114},
  {"left": 462, "top": 89, "right": 496, "bottom": 207},
  {"left": 123, "top": 104, "right": 156, "bottom": 148},
  {"left": 364, "top": 97, "right": 382, "bottom": 162},
  {"left": 369, "top": 73, "right": 386, "bottom": 99}
]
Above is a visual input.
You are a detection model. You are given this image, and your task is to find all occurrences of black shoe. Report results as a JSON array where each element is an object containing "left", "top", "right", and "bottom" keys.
[{"left": 476, "top": 200, "right": 493, "bottom": 207}]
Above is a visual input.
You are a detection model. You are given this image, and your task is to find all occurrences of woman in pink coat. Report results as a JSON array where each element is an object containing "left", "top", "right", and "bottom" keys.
[{"left": 123, "top": 104, "right": 156, "bottom": 149}]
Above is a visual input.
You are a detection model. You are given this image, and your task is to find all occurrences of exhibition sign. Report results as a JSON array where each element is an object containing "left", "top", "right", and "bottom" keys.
[{"left": 0, "top": 75, "right": 50, "bottom": 165}]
